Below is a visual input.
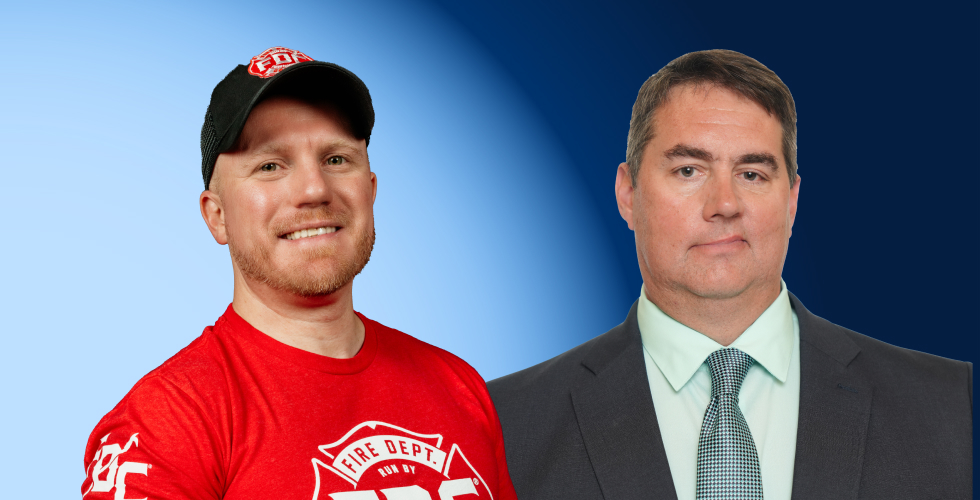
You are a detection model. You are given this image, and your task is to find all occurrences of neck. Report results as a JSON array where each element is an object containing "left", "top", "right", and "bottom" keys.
[
  {"left": 230, "top": 268, "right": 364, "bottom": 358},
  {"left": 644, "top": 280, "right": 781, "bottom": 346}
]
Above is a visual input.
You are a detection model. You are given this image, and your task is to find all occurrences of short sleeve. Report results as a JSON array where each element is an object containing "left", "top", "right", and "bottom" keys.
[{"left": 81, "top": 375, "right": 225, "bottom": 499}]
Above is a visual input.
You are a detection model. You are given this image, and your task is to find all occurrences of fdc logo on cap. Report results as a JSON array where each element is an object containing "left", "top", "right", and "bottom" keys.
[{"left": 247, "top": 47, "right": 314, "bottom": 78}]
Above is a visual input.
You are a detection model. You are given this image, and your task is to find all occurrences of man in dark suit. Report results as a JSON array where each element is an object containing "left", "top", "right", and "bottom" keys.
[{"left": 488, "top": 50, "right": 972, "bottom": 499}]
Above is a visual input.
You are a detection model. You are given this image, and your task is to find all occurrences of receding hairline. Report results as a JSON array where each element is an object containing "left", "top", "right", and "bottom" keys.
[
  {"left": 625, "top": 49, "right": 798, "bottom": 188},
  {"left": 651, "top": 83, "right": 786, "bottom": 172}
]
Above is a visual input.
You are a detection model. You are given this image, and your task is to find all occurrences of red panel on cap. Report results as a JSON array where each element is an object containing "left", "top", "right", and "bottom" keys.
[{"left": 247, "top": 47, "right": 314, "bottom": 78}]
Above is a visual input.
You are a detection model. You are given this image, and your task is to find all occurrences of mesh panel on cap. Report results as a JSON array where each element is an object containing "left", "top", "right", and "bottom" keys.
[{"left": 200, "top": 106, "right": 219, "bottom": 190}]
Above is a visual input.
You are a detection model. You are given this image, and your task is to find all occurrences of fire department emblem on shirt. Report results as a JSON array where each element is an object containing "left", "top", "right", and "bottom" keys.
[
  {"left": 311, "top": 421, "right": 493, "bottom": 500},
  {"left": 247, "top": 47, "right": 314, "bottom": 78}
]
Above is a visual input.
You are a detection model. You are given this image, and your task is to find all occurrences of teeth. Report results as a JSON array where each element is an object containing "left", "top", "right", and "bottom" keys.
[{"left": 284, "top": 227, "right": 337, "bottom": 240}]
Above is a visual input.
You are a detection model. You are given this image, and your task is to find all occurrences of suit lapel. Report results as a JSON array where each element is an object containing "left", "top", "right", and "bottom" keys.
[
  {"left": 570, "top": 301, "right": 678, "bottom": 500},
  {"left": 789, "top": 293, "right": 873, "bottom": 499}
]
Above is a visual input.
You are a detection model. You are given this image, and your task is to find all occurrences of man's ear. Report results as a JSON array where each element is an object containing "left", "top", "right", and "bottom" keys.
[
  {"left": 200, "top": 189, "right": 228, "bottom": 245},
  {"left": 788, "top": 173, "right": 801, "bottom": 237},
  {"left": 615, "top": 162, "right": 636, "bottom": 230}
]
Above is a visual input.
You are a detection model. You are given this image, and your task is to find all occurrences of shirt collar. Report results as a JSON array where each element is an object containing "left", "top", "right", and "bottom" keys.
[{"left": 637, "top": 281, "right": 795, "bottom": 392}]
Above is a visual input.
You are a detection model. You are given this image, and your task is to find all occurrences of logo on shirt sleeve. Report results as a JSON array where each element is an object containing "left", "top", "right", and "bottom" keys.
[
  {"left": 311, "top": 421, "right": 493, "bottom": 500},
  {"left": 83, "top": 433, "right": 150, "bottom": 500}
]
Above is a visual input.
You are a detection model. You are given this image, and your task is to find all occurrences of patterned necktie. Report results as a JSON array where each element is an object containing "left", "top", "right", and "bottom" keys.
[{"left": 696, "top": 348, "right": 764, "bottom": 499}]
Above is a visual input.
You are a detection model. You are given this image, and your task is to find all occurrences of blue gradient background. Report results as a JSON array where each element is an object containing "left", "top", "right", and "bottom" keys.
[{"left": 0, "top": 0, "right": 975, "bottom": 495}]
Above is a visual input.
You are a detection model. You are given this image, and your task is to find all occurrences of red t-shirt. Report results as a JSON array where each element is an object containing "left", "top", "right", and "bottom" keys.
[{"left": 82, "top": 306, "right": 517, "bottom": 500}]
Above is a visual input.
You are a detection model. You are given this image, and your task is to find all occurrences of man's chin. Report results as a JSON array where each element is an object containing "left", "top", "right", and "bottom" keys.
[
  {"left": 231, "top": 227, "right": 376, "bottom": 300},
  {"left": 260, "top": 257, "right": 370, "bottom": 298},
  {"left": 681, "top": 273, "right": 754, "bottom": 301},
  {"left": 689, "top": 286, "right": 749, "bottom": 301},
  {"left": 274, "top": 274, "right": 347, "bottom": 298}
]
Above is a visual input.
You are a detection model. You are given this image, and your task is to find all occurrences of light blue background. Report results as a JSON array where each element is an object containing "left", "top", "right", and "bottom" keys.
[{"left": 0, "top": 0, "right": 634, "bottom": 495}]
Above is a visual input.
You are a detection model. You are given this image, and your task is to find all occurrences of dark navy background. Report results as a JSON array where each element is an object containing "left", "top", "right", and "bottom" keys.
[{"left": 437, "top": 0, "right": 979, "bottom": 367}]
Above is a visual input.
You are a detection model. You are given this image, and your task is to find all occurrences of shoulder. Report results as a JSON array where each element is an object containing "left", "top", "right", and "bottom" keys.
[
  {"left": 792, "top": 294, "right": 972, "bottom": 385},
  {"left": 792, "top": 293, "right": 972, "bottom": 409},
  {"left": 85, "top": 310, "right": 255, "bottom": 449},
  {"left": 847, "top": 325, "right": 969, "bottom": 380},
  {"left": 828, "top": 317, "right": 970, "bottom": 392},
  {"left": 488, "top": 329, "right": 608, "bottom": 397},
  {"left": 83, "top": 326, "right": 231, "bottom": 498},
  {"left": 485, "top": 303, "right": 643, "bottom": 500},
  {"left": 363, "top": 315, "right": 509, "bottom": 432},
  {"left": 92, "top": 326, "right": 229, "bottom": 434},
  {"left": 126, "top": 326, "right": 231, "bottom": 403},
  {"left": 488, "top": 301, "right": 639, "bottom": 406},
  {"left": 365, "top": 315, "right": 470, "bottom": 368},
  {"left": 363, "top": 314, "right": 490, "bottom": 391},
  {"left": 792, "top": 294, "right": 972, "bottom": 494}
]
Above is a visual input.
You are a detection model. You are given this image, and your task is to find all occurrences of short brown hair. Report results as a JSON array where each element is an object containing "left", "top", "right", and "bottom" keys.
[{"left": 625, "top": 49, "right": 797, "bottom": 187}]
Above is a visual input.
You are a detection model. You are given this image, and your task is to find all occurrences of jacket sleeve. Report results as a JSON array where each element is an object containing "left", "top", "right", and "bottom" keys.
[{"left": 81, "top": 374, "right": 225, "bottom": 499}]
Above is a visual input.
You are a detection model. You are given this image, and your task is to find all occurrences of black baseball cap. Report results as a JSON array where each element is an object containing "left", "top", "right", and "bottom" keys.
[{"left": 200, "top": 47, "right": 374, "bottom": 190}]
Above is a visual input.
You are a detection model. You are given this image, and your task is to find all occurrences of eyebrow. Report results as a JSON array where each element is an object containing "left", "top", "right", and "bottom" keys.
[
  {"left": 735, "top": 152, "right": 778, "bottom": 172},
  {"left": 663, "top": 143, "right": 779, "bottom": 173},
  {"left": 664, "top": 144, "right": 714, "bottom": 162}
]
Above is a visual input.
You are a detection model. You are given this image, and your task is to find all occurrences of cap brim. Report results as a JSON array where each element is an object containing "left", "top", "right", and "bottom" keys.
[{"left": 216, "top": 61, "right": 375, "bottom": 154}]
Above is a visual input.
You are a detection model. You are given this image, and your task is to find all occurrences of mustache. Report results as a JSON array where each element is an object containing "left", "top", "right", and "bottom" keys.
[{"left": 271, "top": 206, "right": 352, "bottom": 237}]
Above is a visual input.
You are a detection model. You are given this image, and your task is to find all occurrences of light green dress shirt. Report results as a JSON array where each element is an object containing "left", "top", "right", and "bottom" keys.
[{"left": 637, "top": 281, "right": 800, "bottom": 500}]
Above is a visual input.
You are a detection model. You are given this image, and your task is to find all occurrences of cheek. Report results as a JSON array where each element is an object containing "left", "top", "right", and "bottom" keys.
[
  {"left": 748, "top": 203, "right": 793, "bottom": 250},
  {"left": 227, "top": 186, "right": 280, "bottom": 235},
  {"left": 645, "top": 186, "right": 695, "bottom": 228},
  {"left": 340, "top": 177, "right": 377, "bottom": 215},
  {"left": 636, "top": 189, "right": 693, "bottom": 256}
]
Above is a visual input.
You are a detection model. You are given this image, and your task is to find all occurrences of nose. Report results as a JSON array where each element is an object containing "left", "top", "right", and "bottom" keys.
[
  {"left": 290, "top": 158, "right": 333, "bottom": 208},
  {"left": 702, "top": 170, "right": 741, "bottom": 220}
]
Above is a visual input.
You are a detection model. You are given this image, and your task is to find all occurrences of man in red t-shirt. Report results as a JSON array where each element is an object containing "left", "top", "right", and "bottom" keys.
[{"left": 82, "top": 46, "right": 518, "bottom": 500}]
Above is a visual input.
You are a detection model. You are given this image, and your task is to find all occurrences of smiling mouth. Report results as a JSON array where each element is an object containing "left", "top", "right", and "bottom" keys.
[{"left": 282, "top": 226, "right": 338, "bottom": 240}]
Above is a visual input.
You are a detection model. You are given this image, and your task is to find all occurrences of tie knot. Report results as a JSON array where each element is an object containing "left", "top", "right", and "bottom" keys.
[{"left": 705, "top": 348, "right": 755, "bottom": 398}]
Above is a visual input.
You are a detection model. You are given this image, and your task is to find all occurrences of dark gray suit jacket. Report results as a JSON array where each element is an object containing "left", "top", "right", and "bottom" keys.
[{"left": 488, "top": 293, "right": 973, "bottom": 499}]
